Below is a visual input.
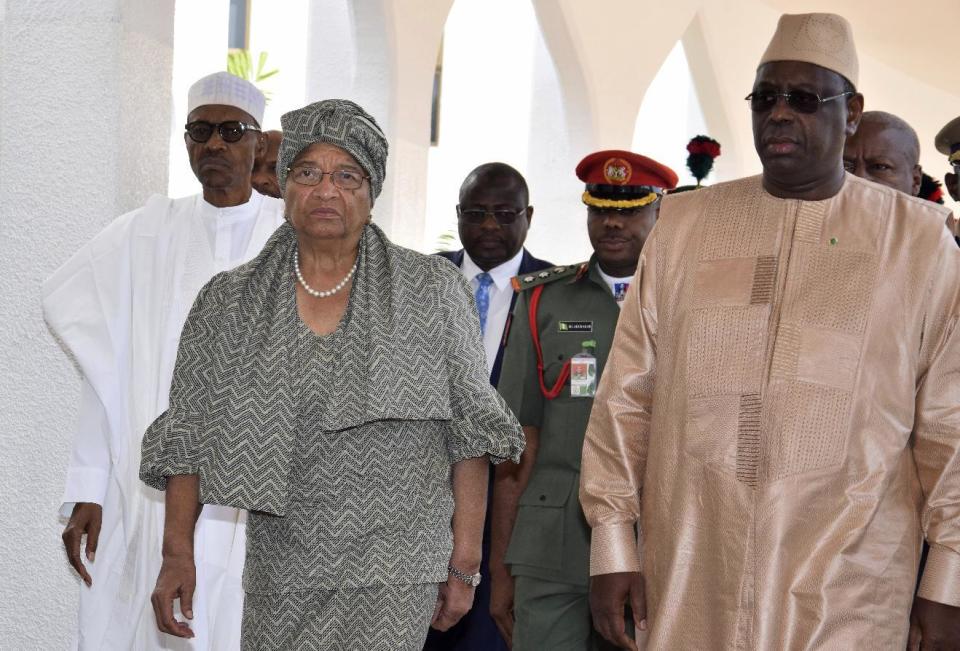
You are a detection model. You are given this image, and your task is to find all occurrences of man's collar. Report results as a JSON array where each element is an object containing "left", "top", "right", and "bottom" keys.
[
  {"left": 199, "top": 188, "right": 264, "bottom": 220},
  {"left": 462, "top": 248, "right": 525, "bottom": 290}
]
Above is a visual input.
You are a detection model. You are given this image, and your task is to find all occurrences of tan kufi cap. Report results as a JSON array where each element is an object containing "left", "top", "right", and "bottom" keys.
[
  {"left": 758, "top": 13, "right": 859, "bottom": 87},
  {"left": 187, "top": 72, "right": 266, "bottom": 126}
]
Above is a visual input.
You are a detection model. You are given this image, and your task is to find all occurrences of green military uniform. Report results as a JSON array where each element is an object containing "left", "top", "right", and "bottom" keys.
[{"left": 497, "top": 258, "right": 622, "bottom": 651}]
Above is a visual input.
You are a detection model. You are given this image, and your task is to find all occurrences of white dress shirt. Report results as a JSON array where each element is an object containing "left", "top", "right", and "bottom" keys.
[{"left": 460, "top": 248, "right": 525, "bottom": 375}]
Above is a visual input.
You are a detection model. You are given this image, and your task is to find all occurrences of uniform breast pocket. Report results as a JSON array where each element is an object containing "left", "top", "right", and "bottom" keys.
[{"left": 505, "top": 470, "right": 575, "bottom": 571}]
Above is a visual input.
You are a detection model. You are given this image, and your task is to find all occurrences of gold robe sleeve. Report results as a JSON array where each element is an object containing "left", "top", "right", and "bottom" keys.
[
  {"left": 579, "top": 228, "right": 659, "bottom": 575},
  {"left": 914, "top": 231, "right": 960, "bottom": 608}
]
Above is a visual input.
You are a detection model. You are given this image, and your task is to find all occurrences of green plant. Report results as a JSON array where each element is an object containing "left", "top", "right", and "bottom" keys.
[
  {"left": 434, "top": 229, "right": 458, "bottom": 253},
  {"left": 226, "top": 50, "right": 279, "bottom": 103}
]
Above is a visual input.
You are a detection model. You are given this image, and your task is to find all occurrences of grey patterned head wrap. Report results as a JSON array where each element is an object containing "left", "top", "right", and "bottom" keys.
[{"left": 277, "top": 99, "right": 389, "bottom": 199}]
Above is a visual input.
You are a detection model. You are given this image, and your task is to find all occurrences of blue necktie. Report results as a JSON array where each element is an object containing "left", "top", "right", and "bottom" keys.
[{"left": 475, "top": 272, "right": 494, "bottom": 335}]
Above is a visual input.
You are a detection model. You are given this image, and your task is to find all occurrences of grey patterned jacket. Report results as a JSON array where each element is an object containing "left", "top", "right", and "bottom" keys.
[{"left": 140, "top": 222, "right": 524, "bottom": 515}]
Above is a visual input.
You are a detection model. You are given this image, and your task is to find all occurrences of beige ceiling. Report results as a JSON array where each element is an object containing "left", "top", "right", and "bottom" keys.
[{"left": 760, "top": 0, "right": 959, "bottom": 94}]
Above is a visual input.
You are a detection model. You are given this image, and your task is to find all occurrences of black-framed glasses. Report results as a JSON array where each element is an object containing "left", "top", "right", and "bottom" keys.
[
  {"left": 286, "top": 166, "right": 369, "bottom": 190},
  {"left": 457, "top": 206, "right": 527, "bottom": 225},
  {"left": 184, "top": 120, "right": 261, "bottom": 143},
  {"left": 745, "top": 90, "right": 852, "bottom": 114}
]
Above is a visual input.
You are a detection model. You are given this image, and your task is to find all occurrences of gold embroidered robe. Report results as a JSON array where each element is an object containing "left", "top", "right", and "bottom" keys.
[{"left": 580, "top": 174, "right": 960, "bottom": 649}]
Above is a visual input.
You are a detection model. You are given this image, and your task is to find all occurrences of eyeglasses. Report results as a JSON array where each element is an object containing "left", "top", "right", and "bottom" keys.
[
  {"left": 185, "top": 120, "right": 261, "bottom": 143},
  {"left": 744, "top": 90, "right": 853, "bottom": 114},
  {"left": 457, "top": 206, "right": 527, "bottom": 225},
  {"left": 286, "top": 166, "right": 369, "bottom": 190}
]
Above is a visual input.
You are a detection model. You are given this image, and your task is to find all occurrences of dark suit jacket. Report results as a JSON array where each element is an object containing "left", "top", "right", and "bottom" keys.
[
  {"left": 425, "top": 248, "right": 552, "bottom": 651},
  {"left": 437, "top": 248, "right": 553, "bottom": 387}
]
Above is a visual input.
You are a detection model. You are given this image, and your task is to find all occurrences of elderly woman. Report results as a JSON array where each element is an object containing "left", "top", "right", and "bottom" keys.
[{"left": 140, "top": 99, "right": 524, "bottom": 649}]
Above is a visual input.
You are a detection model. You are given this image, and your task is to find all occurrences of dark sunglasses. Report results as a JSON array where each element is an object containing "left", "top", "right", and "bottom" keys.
[
  {"left": 184, "top": 120, "right": 261, "bottom": 143},
  {"left": 745, "top": 90, "right": 852, "bottom": 114},
  {"left": 457, "top": 206, "right": 527, "bottom": 226}
]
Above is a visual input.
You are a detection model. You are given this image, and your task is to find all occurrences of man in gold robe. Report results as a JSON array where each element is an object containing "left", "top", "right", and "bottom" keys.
[{"left": 580, "top": 13, "right": 960, "bottom": 650}]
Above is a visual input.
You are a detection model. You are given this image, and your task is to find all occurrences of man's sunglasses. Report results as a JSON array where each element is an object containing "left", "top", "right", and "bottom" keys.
[
  {"left": 457, "top": 206, "right": 527, "bottom": 225},
  {"left": 745, "top": 90, "right": 852, "bottom": 114},
  {"left": 185, "top": 120, "right": 261, "bottom": 144}
]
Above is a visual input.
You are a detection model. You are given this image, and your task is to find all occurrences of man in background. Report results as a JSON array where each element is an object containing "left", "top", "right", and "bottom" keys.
[
  {"left": 844, "top": 110, "right": 921, "bottom": 196},
  {"left": 426, "top": 162, "right": 552, "bottom": 651},
  {"left": 492, "top": 151, "right": 676, "bottom": 650},
  {"left": 935, "top": 116, "right": 960, "bottom": 202},
  {"left": 251, "top": 129, "right": 282, "bottom": 198},
  {"left": 45, "top": 72, "right": 284, "bottom": 650}
]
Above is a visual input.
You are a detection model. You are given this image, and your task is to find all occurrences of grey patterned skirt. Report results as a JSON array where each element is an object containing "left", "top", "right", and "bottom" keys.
[{"left": 241, "top": 583, "right": 439, "bottom": 650}]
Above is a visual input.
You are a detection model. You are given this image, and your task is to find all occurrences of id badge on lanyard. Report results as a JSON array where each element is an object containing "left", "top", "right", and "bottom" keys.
[{"left": 570, "top": 340, "right": 597, "bottom": 398}]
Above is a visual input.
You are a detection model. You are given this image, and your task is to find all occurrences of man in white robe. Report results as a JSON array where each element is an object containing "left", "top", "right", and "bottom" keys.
[{"left": 43, "top": 72, "right": 284, "bottom": 650}]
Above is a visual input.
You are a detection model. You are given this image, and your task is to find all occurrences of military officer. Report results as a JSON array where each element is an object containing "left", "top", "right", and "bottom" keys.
[
  {"left": 490, "top": 150, "right": 677, "bottom": 650},
  {"left": 935, "top": 115, "right": 960, "bottom": 203},
  {"left": 934, "top": 117, "right": 960, "bottom": 246}
]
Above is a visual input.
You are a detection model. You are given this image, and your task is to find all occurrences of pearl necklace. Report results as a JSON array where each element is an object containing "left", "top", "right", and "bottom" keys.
[{"left": 293, "top": 247, "right": 358, "bottom": 298}]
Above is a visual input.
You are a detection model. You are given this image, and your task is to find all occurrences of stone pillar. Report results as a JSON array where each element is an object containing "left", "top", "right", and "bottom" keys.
[
  {"left": 532, "top": 0, "right": 700, "bottom": 153},
  {"left": 0, "top": 0, "right": 175, "bottom": 646}
]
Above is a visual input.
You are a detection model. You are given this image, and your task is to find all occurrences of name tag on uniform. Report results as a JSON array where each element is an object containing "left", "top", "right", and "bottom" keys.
[{"left": 558, "top": 321, "right": 593, "bottom": 333}]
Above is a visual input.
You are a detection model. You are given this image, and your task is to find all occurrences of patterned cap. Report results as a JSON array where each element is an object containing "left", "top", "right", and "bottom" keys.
[
  {"left": 187, "top": 72, "right": 266, "bottom": 125},
  {"left": 278, "top": 99, "right": 389, "bottom": 199},
  {"left": 759, "top": 13, "right": 859, "bottom": 87}
]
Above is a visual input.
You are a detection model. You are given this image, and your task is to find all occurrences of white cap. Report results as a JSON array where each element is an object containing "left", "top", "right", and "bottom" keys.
[{"left": 187, "top": 72, "right": 266, "bottom": 126}]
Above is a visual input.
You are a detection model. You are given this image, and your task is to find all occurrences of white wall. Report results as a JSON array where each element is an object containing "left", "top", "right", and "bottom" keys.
[
  {"left": 423, "top": 0, "right": 539, "bottom": 254},
  {"left": 0, "top": 1, "right": 175, "bottom": 648},
  {"left": 632, "top": 42, "right": 711, "bottom": 189},
  {"left": 248, "top": 0, "right": 309, "bottom": 129}
]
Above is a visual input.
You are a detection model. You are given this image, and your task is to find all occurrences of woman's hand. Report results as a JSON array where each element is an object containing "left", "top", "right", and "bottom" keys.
[
  {"left": 151, "top": 553, "right": 197, "bottom": 639},
  {"left": 430, "top": 577, "right": 476, "bottom": 631},
  {"left": 436, "top": 455, "right": 487, "bottom": 631},
  {"left": 151, "top": 474, "right": 202, "bottom": 639}
]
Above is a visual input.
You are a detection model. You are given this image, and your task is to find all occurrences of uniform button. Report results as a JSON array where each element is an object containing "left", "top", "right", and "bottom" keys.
[
  {"left": 558, "top": 354, "right": 564, "bottom": 360},
  {"left": 539, "top": 495, "right": 546, "bottom": 501}
]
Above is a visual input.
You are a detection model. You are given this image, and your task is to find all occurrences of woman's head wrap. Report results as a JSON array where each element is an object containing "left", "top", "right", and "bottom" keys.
[{"left": 278, "top": 99, "right": 389, "bottom": 199}]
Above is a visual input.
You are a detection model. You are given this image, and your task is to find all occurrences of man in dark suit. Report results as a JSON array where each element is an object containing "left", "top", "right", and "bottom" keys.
[{"left": 426, "top": 162, "right": 553, "bottom": 650}]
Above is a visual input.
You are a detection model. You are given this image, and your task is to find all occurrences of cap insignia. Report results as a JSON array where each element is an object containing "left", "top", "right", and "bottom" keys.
[{"left": 603, "top": 157, "right": 633, "bottom": 185}]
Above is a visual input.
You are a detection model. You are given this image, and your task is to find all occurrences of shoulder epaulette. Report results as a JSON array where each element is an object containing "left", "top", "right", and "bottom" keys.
[{"left": 511, "top": 263, "right": 588, "bottom": 292}]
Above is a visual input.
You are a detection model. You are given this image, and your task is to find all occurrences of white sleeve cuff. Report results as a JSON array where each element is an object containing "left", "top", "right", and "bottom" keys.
[{"left": 59, "top": 467, "right": 109, "bottom": 518}]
